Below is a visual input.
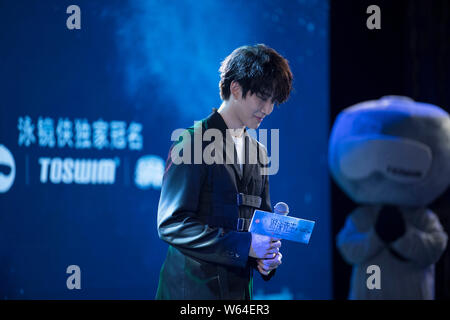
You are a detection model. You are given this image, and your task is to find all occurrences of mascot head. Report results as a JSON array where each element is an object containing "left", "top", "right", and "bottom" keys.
[{"left": 328, "top": 96, "right": 450, "bottom": 206}]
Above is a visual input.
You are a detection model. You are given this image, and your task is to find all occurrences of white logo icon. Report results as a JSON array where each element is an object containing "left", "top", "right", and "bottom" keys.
[
  {"left": 0, "top": 144, "right": 16, "bottom": 193},
  {"left": 134, "top": 155, "right": 164, "bottom": 190}
]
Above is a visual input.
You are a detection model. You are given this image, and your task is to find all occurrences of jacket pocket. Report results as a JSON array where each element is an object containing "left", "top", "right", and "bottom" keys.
[{"left": 184, "top": 256, "right": 222, "bottom": 299}]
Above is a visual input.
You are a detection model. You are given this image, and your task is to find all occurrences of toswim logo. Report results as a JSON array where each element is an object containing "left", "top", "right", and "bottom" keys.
[
  {"left": 0, "top": 145, "right": 16, "bottom": 193},
  {"left": 39, "top": 157, "right": 119, "bottom": 184}
]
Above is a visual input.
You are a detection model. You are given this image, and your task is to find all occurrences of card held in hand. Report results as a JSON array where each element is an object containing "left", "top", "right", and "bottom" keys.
[{"left": 248, "top": 210, "right": 315, "bottom": 244}]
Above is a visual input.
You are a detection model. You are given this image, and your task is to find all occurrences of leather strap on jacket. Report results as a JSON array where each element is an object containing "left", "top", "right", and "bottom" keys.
[
  {"left": 201, "top": 191, "right": 262, "bottom": 209},
  {"left": 199, "top": 192, "right": 261, "bottom": 231},
  {"left": 237, "top": 193, "right": 262, "bottom": 208},
  {"left": 236, "top": 217, "right": 252, "bottom": 232},
  {"left": 201, "top": 216, "right": 252, "bottom": 232}
]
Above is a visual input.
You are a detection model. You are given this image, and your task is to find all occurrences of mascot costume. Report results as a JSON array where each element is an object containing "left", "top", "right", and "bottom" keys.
[{"left": 329, "top": 96, "right": 449, "bottom": 299}]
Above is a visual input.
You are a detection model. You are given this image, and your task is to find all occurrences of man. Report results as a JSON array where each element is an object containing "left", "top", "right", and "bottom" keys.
[{"left": 156, "top": 44, "right": 293, "bottom": 299}]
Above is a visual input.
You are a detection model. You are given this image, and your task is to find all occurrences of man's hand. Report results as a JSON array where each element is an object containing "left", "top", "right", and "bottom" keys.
[
  {"left": 257, "top": 252, "right": 283, "bottom": 276},
  {"left": 249, "top": 233, "right": 281, "bottom": 259}
]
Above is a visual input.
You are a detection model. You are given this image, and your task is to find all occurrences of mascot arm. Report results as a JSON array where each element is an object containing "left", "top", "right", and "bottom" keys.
[
  {"left": 391, "top": 210, "right": 448, "bottom": 267},
  {"left": 337, "top": 208, "right": 385, "bottom": 264}
]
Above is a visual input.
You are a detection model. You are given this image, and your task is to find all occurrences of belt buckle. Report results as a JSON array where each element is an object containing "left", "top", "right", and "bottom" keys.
[
  {"left": 237, "top": 217, "right": 245, "bottom": 231},
  {"left": 237, "top": 193, "right": 244, "bottom": 206}
]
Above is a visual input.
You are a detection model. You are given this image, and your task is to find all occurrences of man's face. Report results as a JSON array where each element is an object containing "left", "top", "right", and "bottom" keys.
[{"left": 234, "top": 89, "right": 275, "bottom": 129}]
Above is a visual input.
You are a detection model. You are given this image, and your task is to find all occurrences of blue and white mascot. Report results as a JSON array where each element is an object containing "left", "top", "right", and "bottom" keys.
[{"left": 329, "top": 96, "right": 449, "bottom": 299}]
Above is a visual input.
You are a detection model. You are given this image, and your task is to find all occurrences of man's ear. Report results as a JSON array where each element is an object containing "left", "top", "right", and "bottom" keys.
[{"left": 230, "top": 81, "right": 242, "bottom": 100}]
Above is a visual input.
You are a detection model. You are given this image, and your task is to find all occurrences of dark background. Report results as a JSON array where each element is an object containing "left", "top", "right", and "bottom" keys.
[{"left": 330, "top": 0, "right": 450, "bottom": 299}]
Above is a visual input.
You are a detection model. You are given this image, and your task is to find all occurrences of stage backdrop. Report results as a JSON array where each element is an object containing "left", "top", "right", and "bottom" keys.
[{"left": 0, "top": 0, "right": 330, "bottom": 299}]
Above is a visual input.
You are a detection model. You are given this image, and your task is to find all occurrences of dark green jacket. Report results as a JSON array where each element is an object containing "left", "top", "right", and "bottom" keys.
[{"left": 156, "top": 109, "right": 274, "bottom": 300}]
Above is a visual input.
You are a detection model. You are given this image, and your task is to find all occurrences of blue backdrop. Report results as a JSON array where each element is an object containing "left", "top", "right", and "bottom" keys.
[{"left": 0, "top": 0, "right": 330, "bottom": 299}]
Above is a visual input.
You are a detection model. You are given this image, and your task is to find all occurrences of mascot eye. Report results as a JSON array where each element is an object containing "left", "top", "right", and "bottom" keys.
[{"left": 338, "top": 135, "right": 432, "bottom": 183}]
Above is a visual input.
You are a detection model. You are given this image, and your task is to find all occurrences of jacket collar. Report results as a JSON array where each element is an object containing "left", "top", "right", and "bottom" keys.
[{"left": 204, "top": 108, "right": 260, "bottom": 185}]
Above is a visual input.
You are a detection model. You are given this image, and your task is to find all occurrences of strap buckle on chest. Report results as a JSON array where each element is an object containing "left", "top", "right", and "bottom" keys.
[
  {"left": 237, "top": 217, "right": 252, "bottom": 232},
  {"left": 237, "top": 193, "right": 262, "bottom": 208}
]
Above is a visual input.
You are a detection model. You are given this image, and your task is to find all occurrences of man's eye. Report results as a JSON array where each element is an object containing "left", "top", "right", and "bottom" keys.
[{"left": 257, "top": 95, "right": 268, "bottom": 102}]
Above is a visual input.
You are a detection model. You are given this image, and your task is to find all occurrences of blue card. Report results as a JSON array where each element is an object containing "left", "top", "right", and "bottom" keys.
[{"left": 248, "top": 210, "right": 315, "bottom": 244}]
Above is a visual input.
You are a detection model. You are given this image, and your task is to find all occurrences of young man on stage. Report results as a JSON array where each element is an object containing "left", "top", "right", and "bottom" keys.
[{"left": 156, "top": 44, "right": 293, "bottom": 299}]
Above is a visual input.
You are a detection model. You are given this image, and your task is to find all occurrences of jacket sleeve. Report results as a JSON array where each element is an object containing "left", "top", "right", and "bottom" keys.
[
  {"left": 157, "top": 134, "right": 252, "bottom": 269},
  {"left": 254, "top": 153, "right": 277, "bottom": 280},
  {"left": 391, "top": 210, "right": 448, "bottom": 267},
  {"left": 259, "top": 163, "right": 273, "bottom": 213},
  {"left": 336, "top": 206, "right": 385, "bottom": 265}
]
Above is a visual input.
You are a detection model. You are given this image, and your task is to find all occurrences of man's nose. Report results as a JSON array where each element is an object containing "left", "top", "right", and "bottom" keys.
[{"left": 262, "top": 101, "right": 274, "bottom": 116}]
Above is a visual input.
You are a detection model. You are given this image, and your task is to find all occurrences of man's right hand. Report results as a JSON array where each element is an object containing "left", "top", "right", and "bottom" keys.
[
  {"left": 249, "top": 233, "right": 281, "bottom": 259},
  {"left": 257, "top": 252, "right": 283, "bottom": 275}
]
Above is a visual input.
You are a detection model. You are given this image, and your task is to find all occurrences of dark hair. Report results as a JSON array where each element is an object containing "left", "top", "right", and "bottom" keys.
[{"left": 219, "top": 44, "right": 293, "bottom": 105}]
